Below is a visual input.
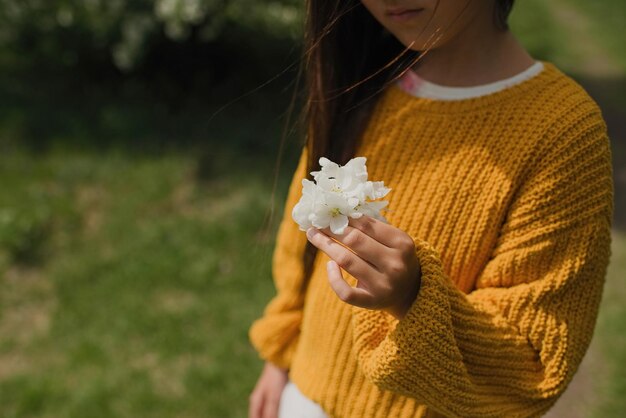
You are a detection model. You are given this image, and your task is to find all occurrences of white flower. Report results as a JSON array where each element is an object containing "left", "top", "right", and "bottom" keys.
[
  {"left": 291, "top": 179, "right": 318, "bottom": 230},
  {"left": 292, "top": 156, "right": 391, "bottom": 234}
]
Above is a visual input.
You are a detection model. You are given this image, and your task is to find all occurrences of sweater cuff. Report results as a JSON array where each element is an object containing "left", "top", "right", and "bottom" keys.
[
  {"left": 351, "top": 236, "right": 452, "bottom": 397},
  {"left": 249, "top": 311, "right": 302, "bottom": 370}
]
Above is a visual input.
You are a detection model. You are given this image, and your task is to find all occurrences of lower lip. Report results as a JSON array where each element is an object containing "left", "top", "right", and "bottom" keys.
[{"left": 388, "top": 9, "right": 424, "bottom": 22}]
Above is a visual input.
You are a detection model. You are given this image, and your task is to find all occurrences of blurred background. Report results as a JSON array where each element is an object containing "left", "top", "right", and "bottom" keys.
[{"left": 0, "top": 1, "right": 623, "bottom": 417}]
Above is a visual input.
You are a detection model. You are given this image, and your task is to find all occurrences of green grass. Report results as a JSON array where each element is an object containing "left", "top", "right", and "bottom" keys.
[{"left": 0, "top": 149, "right": 300, "bottom": 417}]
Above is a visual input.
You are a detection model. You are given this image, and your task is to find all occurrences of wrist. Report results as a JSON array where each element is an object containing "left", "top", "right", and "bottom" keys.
[
  {"left": 387, "top": 286, "right": 419, "bottom": 321},
  {"left": 386, "top": 277, "right": 421, "bottom": 320},
  {"left": 388, "top": 246, "right": 422, "bottom": 320},
  {"left": 266, "top": 361, "right": 289, "bottom": 374}
]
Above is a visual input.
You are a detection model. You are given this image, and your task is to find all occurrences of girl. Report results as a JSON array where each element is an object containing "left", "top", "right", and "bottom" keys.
[{"left": 248, "top": 1, "right": 614, "bottom": 417}]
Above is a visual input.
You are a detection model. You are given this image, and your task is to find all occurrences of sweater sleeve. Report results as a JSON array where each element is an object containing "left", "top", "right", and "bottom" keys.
[
  {"left": 351, "top": 113, "right": 614, "bottom": 416},
  {"left": 248, "top": 145, "right": 310, "bottom": 370}
]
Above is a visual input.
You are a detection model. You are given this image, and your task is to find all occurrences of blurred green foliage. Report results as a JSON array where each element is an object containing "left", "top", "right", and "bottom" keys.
[
  {"left": 0, "top": 0, "right": 303, "bottom": 72},
  {"left": 0, "top": 0, "right": 305, "bottom": 154},
  {"left": 567, "top": 0, "right": 626, "bottom": 71},
  {"left": 0, "top": 207, "right": 52, "bottom": 266}
]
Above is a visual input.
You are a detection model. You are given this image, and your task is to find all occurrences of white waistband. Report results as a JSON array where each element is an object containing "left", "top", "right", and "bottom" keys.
[{"left": 278, "top": 381, "right": 329, "bottom": 418}]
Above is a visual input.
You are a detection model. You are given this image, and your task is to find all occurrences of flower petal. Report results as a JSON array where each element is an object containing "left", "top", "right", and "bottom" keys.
[{"left": 330, "top": 214, "right": 349, "bottom": 235}]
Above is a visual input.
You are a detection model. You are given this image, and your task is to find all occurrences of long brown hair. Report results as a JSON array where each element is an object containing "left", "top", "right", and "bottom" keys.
[{"left": 272, "top": 0, "right": 516, "bottom": 288}]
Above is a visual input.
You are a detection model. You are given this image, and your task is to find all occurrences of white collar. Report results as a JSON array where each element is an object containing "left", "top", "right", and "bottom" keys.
[{"left": 397, "top": 61, "right": 545, "bottom": 101}]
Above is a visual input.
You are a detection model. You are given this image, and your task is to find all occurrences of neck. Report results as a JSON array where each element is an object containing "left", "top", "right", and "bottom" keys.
[{"left": 412, "top": 13, "right": 535, "bottom": 87}]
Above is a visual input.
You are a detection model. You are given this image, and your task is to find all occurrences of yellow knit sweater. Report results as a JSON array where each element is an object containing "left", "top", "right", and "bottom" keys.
[{"left": 248, "top": 61, "right": 614, "bottom": 418}]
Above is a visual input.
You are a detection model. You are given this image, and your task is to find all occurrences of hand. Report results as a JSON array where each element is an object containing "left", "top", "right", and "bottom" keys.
[
  {"left": 248, "top": 361, "right": 289, "bottom": 418},
  {"left": 305, "top": 215, "right": 421, "bottom": 320}
]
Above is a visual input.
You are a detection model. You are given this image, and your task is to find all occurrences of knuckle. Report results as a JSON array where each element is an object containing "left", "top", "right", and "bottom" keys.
[
  {"left": 343, "top": 229, "right": 362, "bottom": 248},
  {"left": 399, "top": 235, "right": 415, "bottom": 252},
  {"left": 337, "top": 288, "right": 354, "bottom": 303},
  {"left": 387, "top": 260, "right": 407, "bottom": 276},
  {"left": 359, "top": 220, "right": 375, "bottom": 237},
  {"left": 336, "top": 253, "right": 353, "bottom": 270}
]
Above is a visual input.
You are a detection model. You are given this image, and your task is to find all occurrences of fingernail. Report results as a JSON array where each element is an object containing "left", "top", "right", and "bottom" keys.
[{"left": 306, "top": 228, "right": 318, "bottom": 239}]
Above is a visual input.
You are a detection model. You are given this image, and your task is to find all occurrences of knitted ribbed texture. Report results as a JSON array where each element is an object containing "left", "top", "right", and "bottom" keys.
[{"left": 248, "top": 61, "right": 614, "bottom": 418}]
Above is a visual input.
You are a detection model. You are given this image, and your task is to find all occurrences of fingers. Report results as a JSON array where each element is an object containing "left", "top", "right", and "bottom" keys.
[
  {"left": 306, "top": 228, "right": 380, "bottom": 283},
  {"left": 348, "top": 215, "right": 410, "bottom": 249},
  {"left": 321, "top": 222, "right": 394, "bottom": 269},
  {"left": 250, "top": 361, "right": 289, "bottom": 418},
  {"left": 262, "top": 392, "right": 281, "bottom": 418},
  {"left": 249, "top": 389, "right": 264, "bottom": 418},
  {"left": 327, "top": 260, "right": 374, "bottom": 308},
  {"left": 249, "top": 387, "right": 281, "bottom": 418}
]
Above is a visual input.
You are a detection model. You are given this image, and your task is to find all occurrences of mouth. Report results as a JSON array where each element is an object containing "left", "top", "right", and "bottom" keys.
[{"left": 386, "top": 8, "right": 424, "bottom": 22}]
